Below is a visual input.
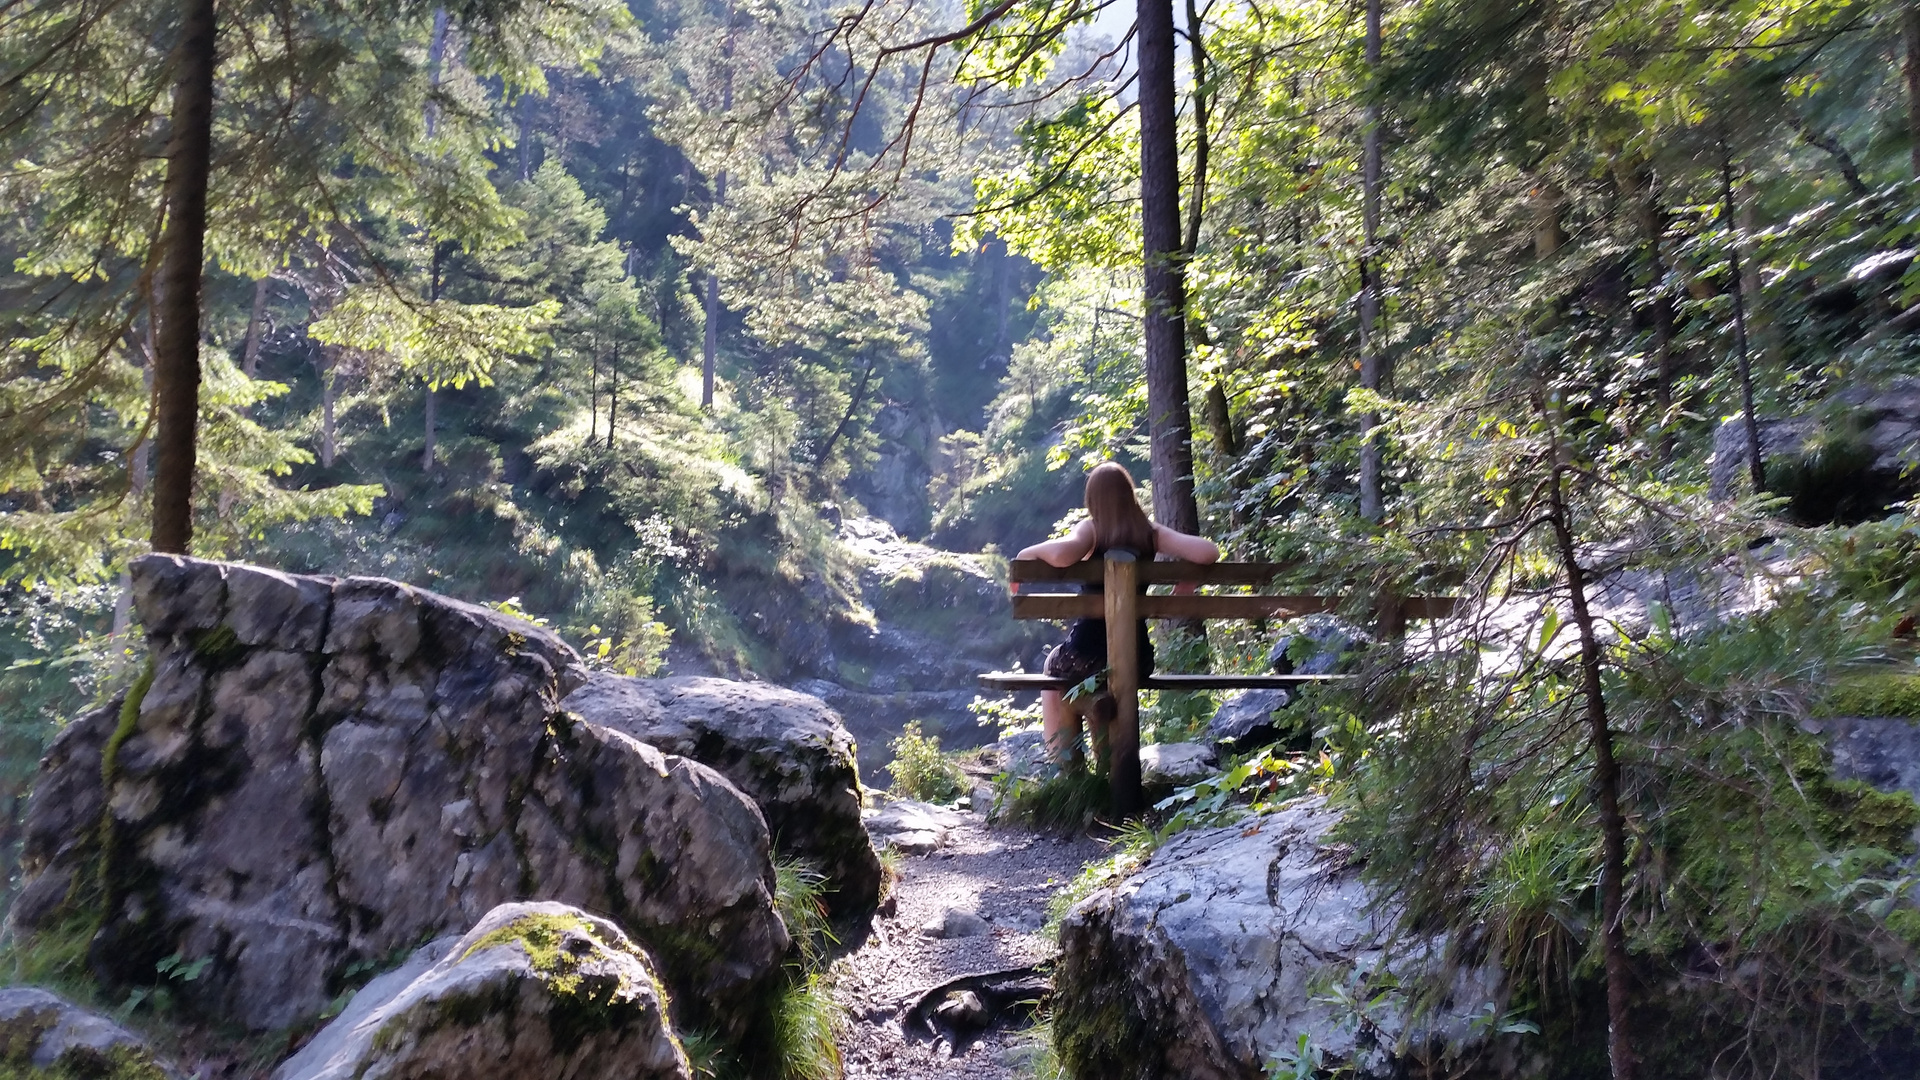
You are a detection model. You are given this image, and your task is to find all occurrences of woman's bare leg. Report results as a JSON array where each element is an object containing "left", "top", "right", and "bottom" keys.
[{"left": 1041, "top": 689, "right": 1084, "bottom": 766}]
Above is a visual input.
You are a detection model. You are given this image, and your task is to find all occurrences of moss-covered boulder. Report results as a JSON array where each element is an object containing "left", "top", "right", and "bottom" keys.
[
  {"left": 10, "top": 555, "right": 787, "bottom": 1038},
  {"left": 1054, "top": 798, "right": 1512, "bottom": 1080},
  {"left": 271, "top": 902, "right": 690, "bottom": 1080},
  {"left": 565, "top": 673, "right": 881, "bottom": 927},
  {"left": 0, "top": 987, "right": 179, "bottom": 1079}
]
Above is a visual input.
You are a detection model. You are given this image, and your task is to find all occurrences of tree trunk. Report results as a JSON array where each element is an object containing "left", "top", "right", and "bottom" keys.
[
  {"left": 1183, "top": 0, "right": 1237, "bottom": 461},
  {"left": 1531, "top": 177, "right": 1565, "bottom": 259},
  {"left": 607, "top": 345, "right": 619, "bottom": 450},
  {"left": 1638, "top": 175, "right": 1675, "bottom": 465},
  {"left": 1906, "top": 4, "right": 1920, "bottom": 177},
  {"left": 702, "top": 26, "right": 735, "bottom": 413},
  {"left": 590, "top": 344, "right": 599, "bottom": 444},
  {"left": 150, "top": 0, "right": 218, "bottom": 555},
  {"left": 1544, "top": 455, "right": 1636, "bottom": 1080},
  {"left": 422, "top": 388, "right": 436, "bottom": 470},
  {"left": 318, "top": 349, "right": 337, "bottom": 469},
  {"left": 1137, "top": 0, "right": 1199, "bottom": 534},
  {"left": 1720, "top": 144, "right": 1763, "bottom": 493},
  {"left": 1356, "top": 0, "right": 1385, "bottom": 522},
  {"left": 242, "top": 276, "right": 269, "bottom": 377},
  {"left": 426, "top": 7, "right": 449, "bottom": 138}
]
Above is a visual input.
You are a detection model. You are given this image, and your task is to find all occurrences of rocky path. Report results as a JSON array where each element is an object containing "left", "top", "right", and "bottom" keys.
[{"left": 833, "top": 810, "right": 1106, "bottom": 1079}]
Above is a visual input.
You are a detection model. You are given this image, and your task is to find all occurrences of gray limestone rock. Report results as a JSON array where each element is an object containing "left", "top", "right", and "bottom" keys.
[
  {"left": 1266, "top": 615, "right": 1372, "bottom": 676},
  {"left": 564, "top": 673, "right": 881, "bottom": 924},
  {"left": 271, "top": 902, "right": 690, "bottom": 1080},
  {"left": 1139, "top": 742, "right": 1216, "bottom": 787},
  {"left": 11, "top": 555, "right": 786, "bottom": 1037},
  {"left": 1054, "top": 797, "right": 1511, "bottom": 1080},
  {"left": 919, "top": 907, "right": 991, "bottom": 939},
  {"left": 864, "top": 799, "right": 969, "bottom": 855},
  {"left": 0, "top": 987, "right": 180, "bottom": 1078},
  {"left": 1206, "top": 689, "right": 1291, "bottom": 745},
  {"left": 1708, "top": 377, "right": 1920, "bottom": 520}
]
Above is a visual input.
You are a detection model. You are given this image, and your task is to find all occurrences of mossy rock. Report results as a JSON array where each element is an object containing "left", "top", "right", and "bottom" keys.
[
  {"left": 1821, "top": 670, "right": 1920, "bottom": 720},
  {"left": 273, "top": 902, "right": 689, "bottom": 1080},
  {"left": 0, "top": 988, "right": 177, "bottom": 1080}
]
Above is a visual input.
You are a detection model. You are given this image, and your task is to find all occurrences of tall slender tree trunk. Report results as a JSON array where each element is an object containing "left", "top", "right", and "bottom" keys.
[
  {"left": 1905, "top": 5, "right": 1920, "bottom": 177},
  {"left": 1184, "top": 0, "right": 1237, "bottom": 460},
  {"left": 150, "top": 0, "right": 218, "bottom": 555},
  {"left": 318, "top": 347, "right": 337, "bottom": 469},
  {"left": 1544, "top": 454, "right": 1636, "bottom": 1080},
  {"left": 590, "top": 346, "right": 599, "bottom": 444},
  {"left": 1720, "top": 143, "right": 1763, "bottom": 493},
  {"left": 242, "top": 276, "right": 268, "bottom": 378},
  {"left": 606, "top": 344, "right": 619, "bottom": 450},
  {"left": 1137, "top": 0, "right": 1199, "bottom": 534},
  {"left": 1638, "top": 174, "right": 1675, "bottom": 465},
  {"left": 1356, "top": 0, "right": 1385, "bottom": 522},
  {"left": 422, "top": 389, "right": 437, "bottom": 469},
  {"left": 703, "top": 23, "right": 736, "bottom": 412}
]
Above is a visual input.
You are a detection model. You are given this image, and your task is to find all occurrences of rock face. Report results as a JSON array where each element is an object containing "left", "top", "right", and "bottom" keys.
[
  {"left": 563, "top": 673, "right": 882, "bottom": 924},
  {"left": 12, "top": 556, "right": 787, "bottom": 1034},
  {"left": 1139, "top": 743, "right": 1216, "bottom": 787},
  {"left": 1207, "top": 689, "right": 1292, "bottom": 746},
  {"left": 0, "top": 987, "right": 180, "bottom": 1079},
  {"left": 1709, "top": 377, "right": 1920, "bottom": 522},
  {"left": 273, "top": 902, "right": 690, "bottom": 1080},
  {"left": 864, "top": 799, "right": 970, "bottom": 855},
  {"left": 1054, "top": 798, "right": 1508, "bottom": 1080},
  {"left": 1266, "top": 615, "right": 1372, "bottom": 675}
]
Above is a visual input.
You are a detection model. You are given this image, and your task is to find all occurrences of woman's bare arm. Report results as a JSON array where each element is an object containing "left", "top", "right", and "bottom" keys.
[
  {"left": 1015, "top": 519, "right": 1097, "bottom": 567},
  {"left": 1154, "top": 524, "right": 1220, "bottom": 564}
]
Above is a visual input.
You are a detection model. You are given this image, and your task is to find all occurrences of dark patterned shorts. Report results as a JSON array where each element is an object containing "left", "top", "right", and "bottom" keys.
[{"left": 1042, "top": 618, "right": 1153, "bottom": 687}]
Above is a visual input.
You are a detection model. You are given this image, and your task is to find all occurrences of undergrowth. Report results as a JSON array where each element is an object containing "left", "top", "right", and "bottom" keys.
[{"left": 886, "top": 721, "right": 966, "bottom": 803}]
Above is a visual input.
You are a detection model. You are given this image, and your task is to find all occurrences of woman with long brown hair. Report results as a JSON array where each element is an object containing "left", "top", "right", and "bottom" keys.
[{"left": 1014, "top": 461, "right": 1218, "bottom": 766}]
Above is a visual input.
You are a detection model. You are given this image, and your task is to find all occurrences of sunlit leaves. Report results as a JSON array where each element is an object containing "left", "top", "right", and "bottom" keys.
[{"left": 309, "top": 286, "right": 558, "bottom": 390}]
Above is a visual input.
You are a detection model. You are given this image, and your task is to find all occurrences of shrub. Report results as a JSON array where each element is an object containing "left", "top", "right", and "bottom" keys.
[{"left": 887, "top": 721, "right": 966, "bottom": 803}]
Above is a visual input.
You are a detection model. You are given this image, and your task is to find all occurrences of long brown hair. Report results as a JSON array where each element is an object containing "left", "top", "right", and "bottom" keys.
[{"left": 1085, "top": 462, "right": 1155, "bottom": 555}]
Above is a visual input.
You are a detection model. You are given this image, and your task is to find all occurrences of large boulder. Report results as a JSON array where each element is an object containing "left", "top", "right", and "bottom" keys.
[
  {"left": 1709, "top": 377, "right": 1920, "bottom": 522},
  {"left": 11, "top": 556, "right": 787, "bottom": 1036},
  {"left": 273, "top": 902, "right": 690, "bottom": 1080},
  {"left": 0, "top": 987, "right": 181, "bottom": 1079},
  {"left": 1053, "top": 798, "right": 1511, "bottom": 1080},
  {"left": 564, "top": 673, "right": 882, "bottom": 924}
]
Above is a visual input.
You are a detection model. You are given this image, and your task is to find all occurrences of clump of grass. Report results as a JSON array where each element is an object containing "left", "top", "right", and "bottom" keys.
[
  {"left": 875, "top": 845, "right": 904, "bottom": 906},
  {"left": 887, "top": 721, "right": 966, "bottom": 803},
  {"left": 1820, "top": 669, "right": 1920, "bottom": 719},
  {"left": 1005, "top": 1018, "right": 1068, "bottom": 1080},
  {"left": 769, "top": 972, "right": 845, "bottom": 1080},
  {"left": 773, "top": 859, "right": 836, "bottom": 971},
  {"left": 679, "top": 1029, "right": 729, "bottom": 1079},
  {"left": 1042, "top": 820, "right": 1158, "bottom": 938},
  {"left": 999, "top": 769, "right": 1109, "bottom": 831}
]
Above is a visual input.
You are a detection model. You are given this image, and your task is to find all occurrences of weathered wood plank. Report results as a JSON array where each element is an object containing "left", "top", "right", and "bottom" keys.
[
  {"left": 1007, "top": 558, "right": 1302, "bottom": 585},
  {"left": 1010, "top": 591, "right": 1457, "bottom": 621},
  {"left": 975, "top": 672, "right": 1355, "bottom": 691}
]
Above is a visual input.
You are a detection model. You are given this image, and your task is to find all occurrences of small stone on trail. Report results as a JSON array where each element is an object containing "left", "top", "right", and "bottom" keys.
[
  {"left": 933, "top": 990, "right": 989, "bottom": 1030},
  {"left": 920, "top": 907, "right": 990, "bottom": 938},
  {"left": 1141, "top": 741, "right": 1217, "bottom": 786}
]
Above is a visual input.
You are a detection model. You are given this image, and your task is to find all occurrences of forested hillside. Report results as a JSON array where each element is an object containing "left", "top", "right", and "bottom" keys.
[{"left": 4, "top": 0, "right": 1920, "bottom": 1075}]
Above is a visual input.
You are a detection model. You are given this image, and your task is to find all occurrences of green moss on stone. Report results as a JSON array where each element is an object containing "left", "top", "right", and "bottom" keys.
[
  {"left": 0, "top": 1010, "right": 170, "bottom": 1080},
  {"left": 188, "top": 625, "right": 244, "bottom": 669},
  {"left": 98, "top": 660, "right": 154, "bottom": 789},
  {"left": 1820, "top": 670, "right": 1920, "bottom": 720},
  {"left": 455, "top": 912, "right": 669, "bottom": 1055}
]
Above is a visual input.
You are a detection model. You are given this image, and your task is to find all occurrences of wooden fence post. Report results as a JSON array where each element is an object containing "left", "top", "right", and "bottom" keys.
[{"left": 1106, "top": 550, "right": 1143, "bottom": 818}]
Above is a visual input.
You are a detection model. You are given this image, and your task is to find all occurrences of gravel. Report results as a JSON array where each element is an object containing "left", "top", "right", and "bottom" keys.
[{"left": 831, "top": 817, "right": 1108, "bottom": 1079}]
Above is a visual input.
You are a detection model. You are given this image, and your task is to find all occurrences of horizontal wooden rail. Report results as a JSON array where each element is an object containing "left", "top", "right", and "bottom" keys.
[
  {"left": 977, "top": 671, "right": 1356, "bottom": 692},
  {"left": 1009, "top": 592, "right": 1457, "bottom": 621},
  {"left": 1008, "top": 558, "right": 1302, "bottom": 586}
]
